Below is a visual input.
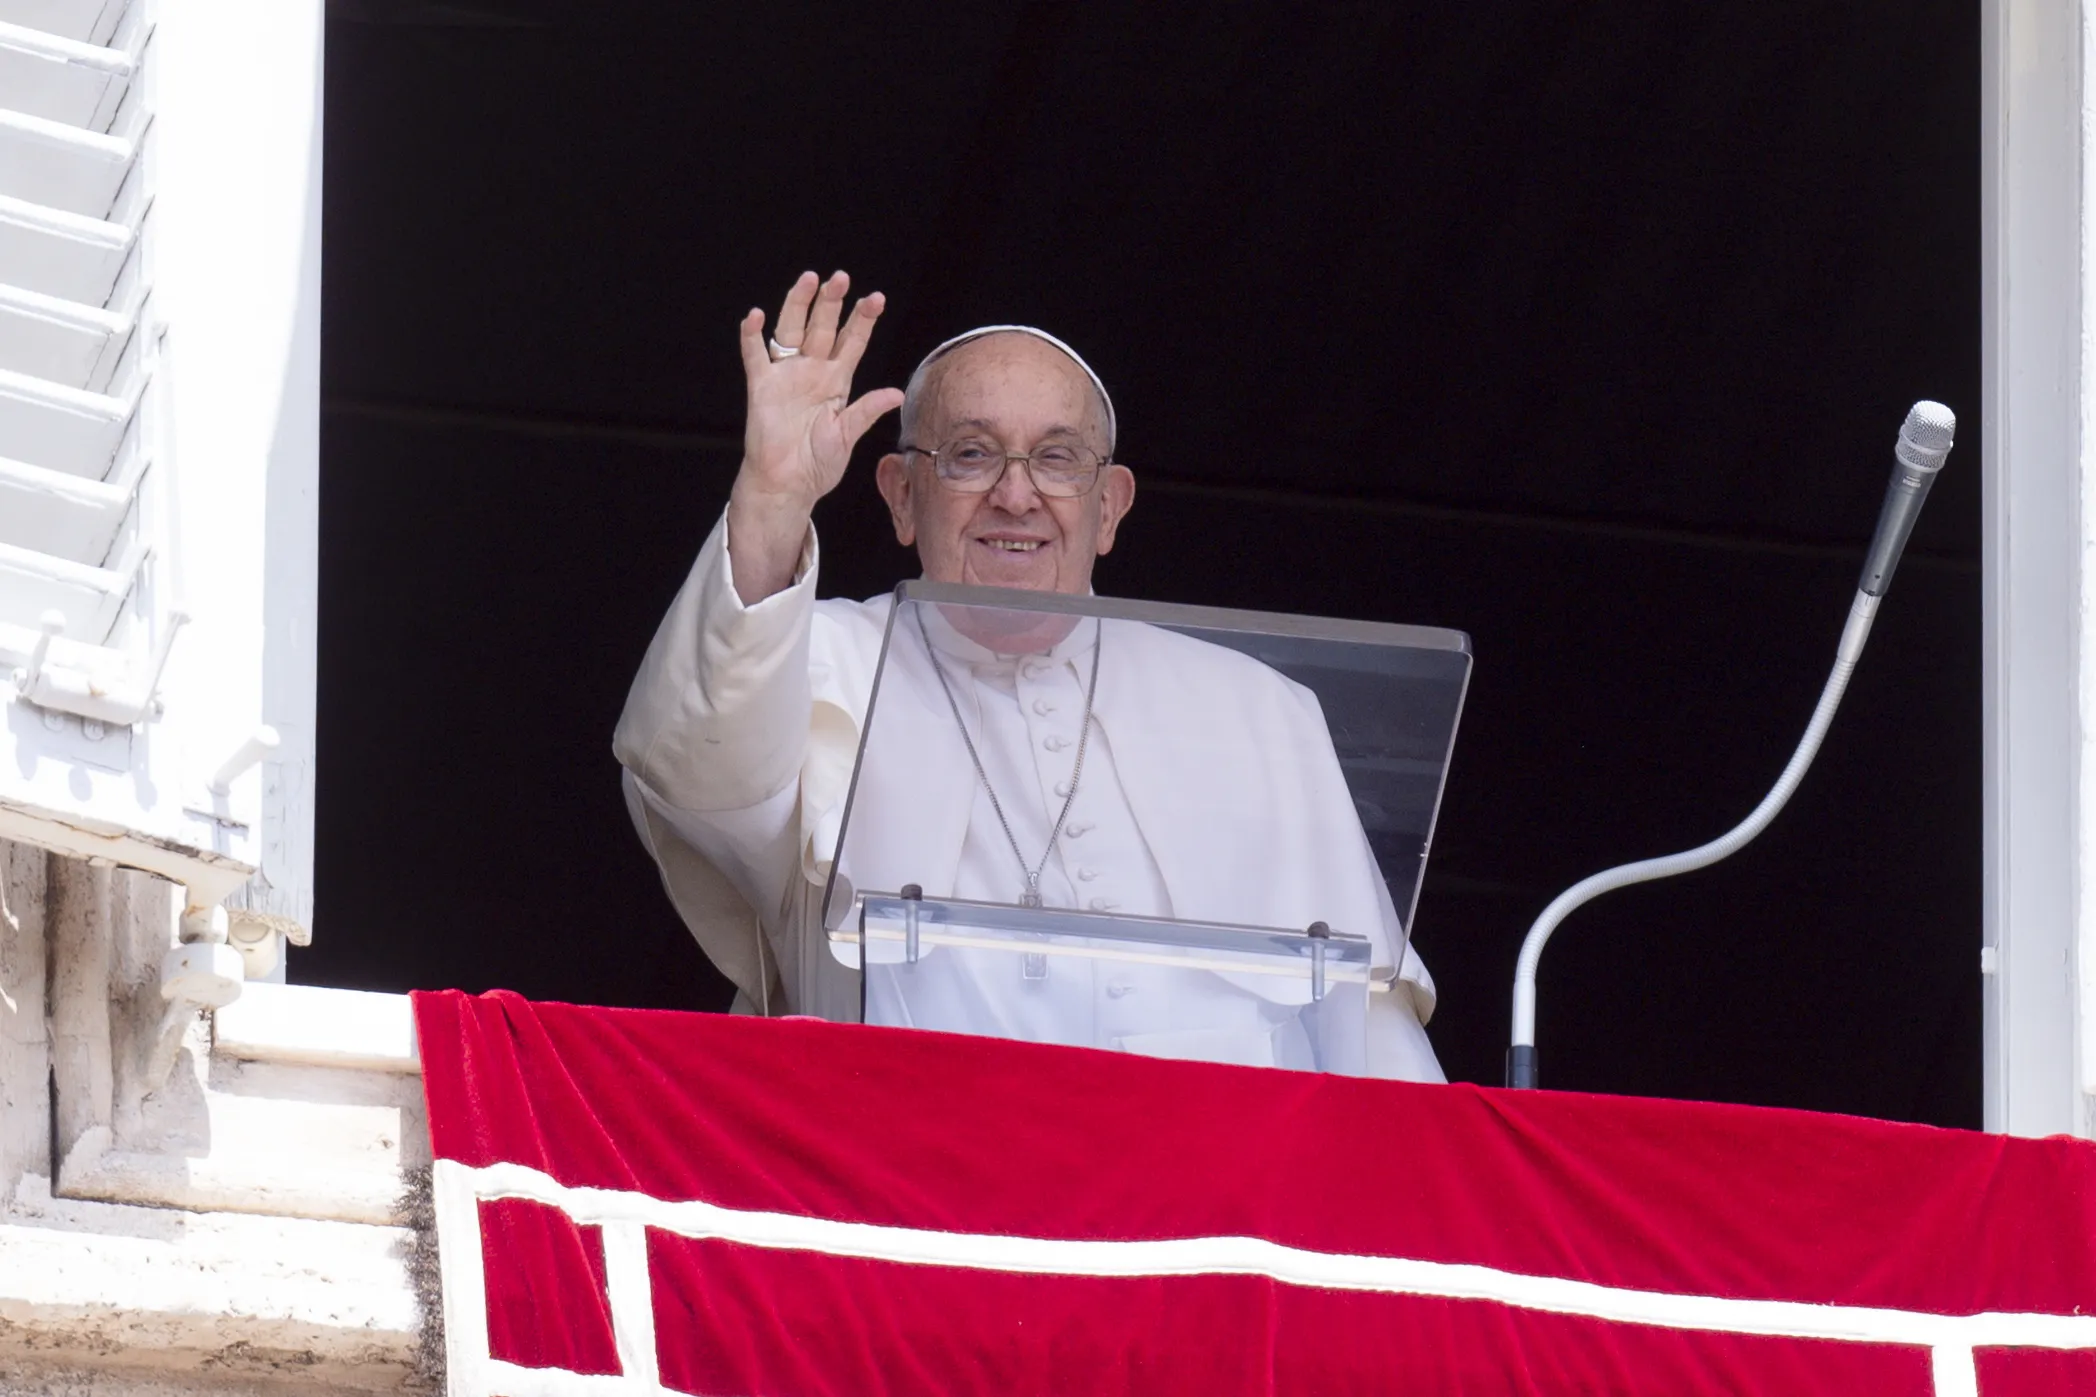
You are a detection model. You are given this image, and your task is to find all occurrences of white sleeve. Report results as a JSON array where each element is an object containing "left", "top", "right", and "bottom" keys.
[
  {"left": 614, "top": 509, "right": 819, "bottom": 814},
  {"left": 1366, "top": 990, "right": 1447, "bottom": 1084},
  {"left": 613, "top": 509, "right": 820, "bottom": 937}
]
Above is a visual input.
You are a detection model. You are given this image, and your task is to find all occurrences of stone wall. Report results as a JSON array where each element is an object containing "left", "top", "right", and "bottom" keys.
[{"left": 0, "top": 839, "right": 429, "bottom": 1393}]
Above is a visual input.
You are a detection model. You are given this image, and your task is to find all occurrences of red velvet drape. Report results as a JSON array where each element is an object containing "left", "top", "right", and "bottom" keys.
[{"left": 416, "top": 990, "right": 2096, "bottom": 1395}]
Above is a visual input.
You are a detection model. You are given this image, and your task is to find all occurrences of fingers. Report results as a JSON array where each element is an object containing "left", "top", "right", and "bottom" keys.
[
  {"left": 755, "top": 270, "right": 886, "bottom": 371},
  {"left": 737, "top": 307, "right": 769, "bottom": 379},
  {"left": 838, "top": 386, "right": 906, "bottom": 450},
  {"left": 802, "top": 270, "right": 850, "bottom": 358},
  {"left": 770, "top": 271, "right": 819, "bottom": 352},
  {"left": 833, "top": 290, "right": 887, "bottom": 371}
]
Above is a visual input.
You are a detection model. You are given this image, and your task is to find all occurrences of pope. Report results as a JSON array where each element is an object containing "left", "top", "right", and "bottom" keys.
[{"left": 615, "top": 271, "right": 1443, "bottom": 1079}]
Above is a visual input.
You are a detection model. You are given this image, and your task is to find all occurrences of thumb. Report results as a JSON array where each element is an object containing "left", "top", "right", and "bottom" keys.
[
  {"left": 736, "top": 308, "right": 770, "bottom": 380},
  {"left": 838, "top": 387, "right": 906, "bottom": 450}
]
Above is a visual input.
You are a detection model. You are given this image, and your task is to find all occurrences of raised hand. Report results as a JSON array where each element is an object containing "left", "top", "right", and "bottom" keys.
[{"left": 726, "top": 271, "right": 904, "bottom": 602}]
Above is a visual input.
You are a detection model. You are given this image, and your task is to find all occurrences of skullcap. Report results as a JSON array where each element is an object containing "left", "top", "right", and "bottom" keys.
[{"left": 914, "top": 325, "right": 1116, "bottom": 452}]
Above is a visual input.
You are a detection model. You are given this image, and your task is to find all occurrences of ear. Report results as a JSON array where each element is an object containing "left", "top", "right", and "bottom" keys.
[
  {"left": 1093, "top": 464, "right": 1136, "bottom": 555},
  {"left": 875, "top": 452, "right": 917, "bottom": 547}
]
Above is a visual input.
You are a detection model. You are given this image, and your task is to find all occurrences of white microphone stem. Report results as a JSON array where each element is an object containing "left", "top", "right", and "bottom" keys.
[{"left": 1507, "top": 590, "right": 1879, "bottom": 1079}]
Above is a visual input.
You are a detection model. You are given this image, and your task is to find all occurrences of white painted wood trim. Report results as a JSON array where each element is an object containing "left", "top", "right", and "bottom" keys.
[
  {"left": 0, "top": 191, "right": 131, "bottom": 304},
  {"left": 0, "top": 1, "right": 325, "bottom": 936},
  {"left": 0, "top": 446, "right": 138, "bottom": 565},
  {"left": 0, "top": 15, "right": 131, "bottom": 73},
  {"left": 0, "top": 2, "right": 132, "bottom": 48},
  {"left": 0, "top": 279, "right": 131, "bottom": 391},
  {"left": 0, "top": 531, "right": 138, "bottom": 639},
  {"left": 2079, "top": 0, "right": 2096, "bottom": 1137},
  {"left": 0, "top": 106, "right": 133, "bottom": 218},
  {"left": 0, "top": 17, "right": 134, "bottom": 131},
  {"left": 0, "top": 799, "right": 253, "bottom": 912},
  {"left": 0, "top": 361, "right": 130, "bottom": 478},
  {"left": 150, "top": 0, "right": 324, "bottom": 938},
  {"left": 1982, "top": 0, "right": 2087, "bottom": 1138}
]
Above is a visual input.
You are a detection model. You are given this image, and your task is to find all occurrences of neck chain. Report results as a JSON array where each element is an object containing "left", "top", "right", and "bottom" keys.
[{"left": 915, "top": 609, "right": 1102, "bottom": 909}]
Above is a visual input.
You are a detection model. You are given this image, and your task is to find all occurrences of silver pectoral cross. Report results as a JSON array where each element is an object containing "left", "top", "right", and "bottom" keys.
[{"left": 1018, "top": 884, "right": 1048, "bottom": 979}]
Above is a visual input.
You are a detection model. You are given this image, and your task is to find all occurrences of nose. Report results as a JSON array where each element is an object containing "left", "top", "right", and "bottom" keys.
[{"left": 985, "top": 456, "right": 1045, "bottom": 513}]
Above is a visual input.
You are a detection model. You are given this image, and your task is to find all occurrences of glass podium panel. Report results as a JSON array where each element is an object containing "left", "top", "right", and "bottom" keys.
[
  {"left": 858, "top": 893, "right": 1375, "bottom": 1073},
  {"left": 813, "top": 582, "right": 1471, "bottom": 1075}
]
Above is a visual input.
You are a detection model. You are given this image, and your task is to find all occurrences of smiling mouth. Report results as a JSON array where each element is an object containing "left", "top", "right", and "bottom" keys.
[{"left": 979, "top": 539, "right": 1044, "bottom": 552}]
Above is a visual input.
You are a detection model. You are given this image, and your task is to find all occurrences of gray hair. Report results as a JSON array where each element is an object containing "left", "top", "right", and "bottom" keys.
[{"left": 897, "top": 325, "right": 1118, "bottom": 455}]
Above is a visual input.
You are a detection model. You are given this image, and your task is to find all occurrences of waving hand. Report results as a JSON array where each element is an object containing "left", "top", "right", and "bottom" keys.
[
  {"left": 739, "top": 270, "right": 902, "bottom": 504},
  {"left": 726, "top": 271, "right": 904, "bottom": 601}
]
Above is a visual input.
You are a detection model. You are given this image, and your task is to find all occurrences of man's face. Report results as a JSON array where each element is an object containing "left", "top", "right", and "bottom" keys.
[{"left": 875, "top": 334, "right": 1135, "bottom": 594}]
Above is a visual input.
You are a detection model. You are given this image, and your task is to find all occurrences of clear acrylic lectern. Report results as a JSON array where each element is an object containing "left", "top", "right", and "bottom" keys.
[{"left": 810, "top": 582, "right": 1470, "bottom": 1075}]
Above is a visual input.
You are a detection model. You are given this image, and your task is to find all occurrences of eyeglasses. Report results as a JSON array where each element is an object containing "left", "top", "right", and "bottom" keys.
[{"left": 899, "top": 437, "right": 1108, "bottom": 498}]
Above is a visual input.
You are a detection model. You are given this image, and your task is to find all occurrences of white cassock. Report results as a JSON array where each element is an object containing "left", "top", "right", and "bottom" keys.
[{"left": 614, "top": 512, "right": 1444, "bottom": 1082}]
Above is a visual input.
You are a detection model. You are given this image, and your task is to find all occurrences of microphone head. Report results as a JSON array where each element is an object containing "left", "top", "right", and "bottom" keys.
[{"left": 1895, "top": 400, "right": 1957, "bottom": 473}]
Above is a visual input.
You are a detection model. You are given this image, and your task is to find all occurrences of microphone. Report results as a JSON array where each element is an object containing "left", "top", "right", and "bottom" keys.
[
  {"left": 1506, "top": 401, "right": 1956, "bottom": 1090},
  {"left": 1858, "top": 401, "right": 1957, "bottom": 596}
]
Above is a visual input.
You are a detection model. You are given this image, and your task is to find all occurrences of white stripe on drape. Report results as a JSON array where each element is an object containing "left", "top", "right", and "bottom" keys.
[{"left": 434, "top": 1157, "right": 2096, "bottom": 1397}]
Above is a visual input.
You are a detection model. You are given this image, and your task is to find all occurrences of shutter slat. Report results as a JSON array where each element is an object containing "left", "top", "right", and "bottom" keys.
[
  {"left": 0, "top": 20, "right": 133, "bottom": 131},
  {"left": 0, "top": 108, "right": 133, "bottom": 218},
  {"left": 0, "top": 282, "right": 130, "bottom": 390},
  {"left": 0, "top": 534, "right": 135, "bottom": 641},
  {"left": 0, "top": 364, "right": 132, "bottom": 477},
  {"left": 0, "top": 1, "right": 127, "bottom": 47},
  {"left": 0, "top": 449, "right": 134, "bottom": 564},
  {"left": 0, "top": 194, "right": 130, "bottom": 304}
]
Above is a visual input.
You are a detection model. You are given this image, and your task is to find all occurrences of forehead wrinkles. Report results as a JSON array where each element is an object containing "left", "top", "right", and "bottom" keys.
[{"left": 921, "top": 337, "right": 1110, "bottom": 446}]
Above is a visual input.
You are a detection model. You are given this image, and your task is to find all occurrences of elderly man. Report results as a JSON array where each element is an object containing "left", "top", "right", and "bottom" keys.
[{"left": 616, "top": 271, "right": 1443, "bottom": 1080}]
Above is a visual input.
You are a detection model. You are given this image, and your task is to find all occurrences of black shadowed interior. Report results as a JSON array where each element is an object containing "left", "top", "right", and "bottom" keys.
[{"left": 307, "top": 1, "right": 1980, "bottom": 1126}]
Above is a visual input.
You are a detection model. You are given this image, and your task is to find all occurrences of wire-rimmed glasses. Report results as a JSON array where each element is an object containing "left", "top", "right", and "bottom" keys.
[{"left": 899, "top": 437, "right": 1108, "bottom": 498}]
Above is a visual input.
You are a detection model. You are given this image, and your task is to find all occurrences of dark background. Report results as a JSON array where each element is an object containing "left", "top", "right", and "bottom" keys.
[{"left": 306, "top": 1, "right": 1981, "bottom": 1126}]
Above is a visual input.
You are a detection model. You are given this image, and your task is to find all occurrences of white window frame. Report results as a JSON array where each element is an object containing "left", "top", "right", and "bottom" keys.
[{"left": 1982, "top": 0, "right": 2090, "bottom": 1137}]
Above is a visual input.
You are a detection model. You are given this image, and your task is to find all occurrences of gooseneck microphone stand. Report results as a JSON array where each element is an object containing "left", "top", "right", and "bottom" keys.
[{"left": 1506, "top": 401, "right": 1958, "bottom": 1090}]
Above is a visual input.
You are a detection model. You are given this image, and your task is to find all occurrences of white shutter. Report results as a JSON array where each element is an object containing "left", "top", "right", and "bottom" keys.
[
  {"left": 1, "top": 2, "right": 131, "bottom": 46},
  {"left": 0, "top": 1, "right": 320, "bottom": 968},
  {"left": 0, "top": 19, "right": 135, "bottom": 129}
]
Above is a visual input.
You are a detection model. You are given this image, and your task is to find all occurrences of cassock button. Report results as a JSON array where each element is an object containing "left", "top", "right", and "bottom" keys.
[
  {"left": 1089, "top": 897, "right": 1120, "bottom": 912},
  {"left": 1055, "top": 779, "right": 1072, "bottom": 798},
  {"left": 1022, "top": 660, "right": 1050, "bottom": 679},
  {"left": 1064, "top": 822, "right": 1094, "bottom": 839},
  {"left": 1033, "top": 698, "right": 1058, "bottom": 716},
  {"left": 1044, "top": 735, "right": 1071, "bottom": 751},
  {"left": 1105, "top": 980, "right": 1134, "bottom": 999},
  {"left": 1076, "top": 867, "right": 1100, "bottom": 881}
]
